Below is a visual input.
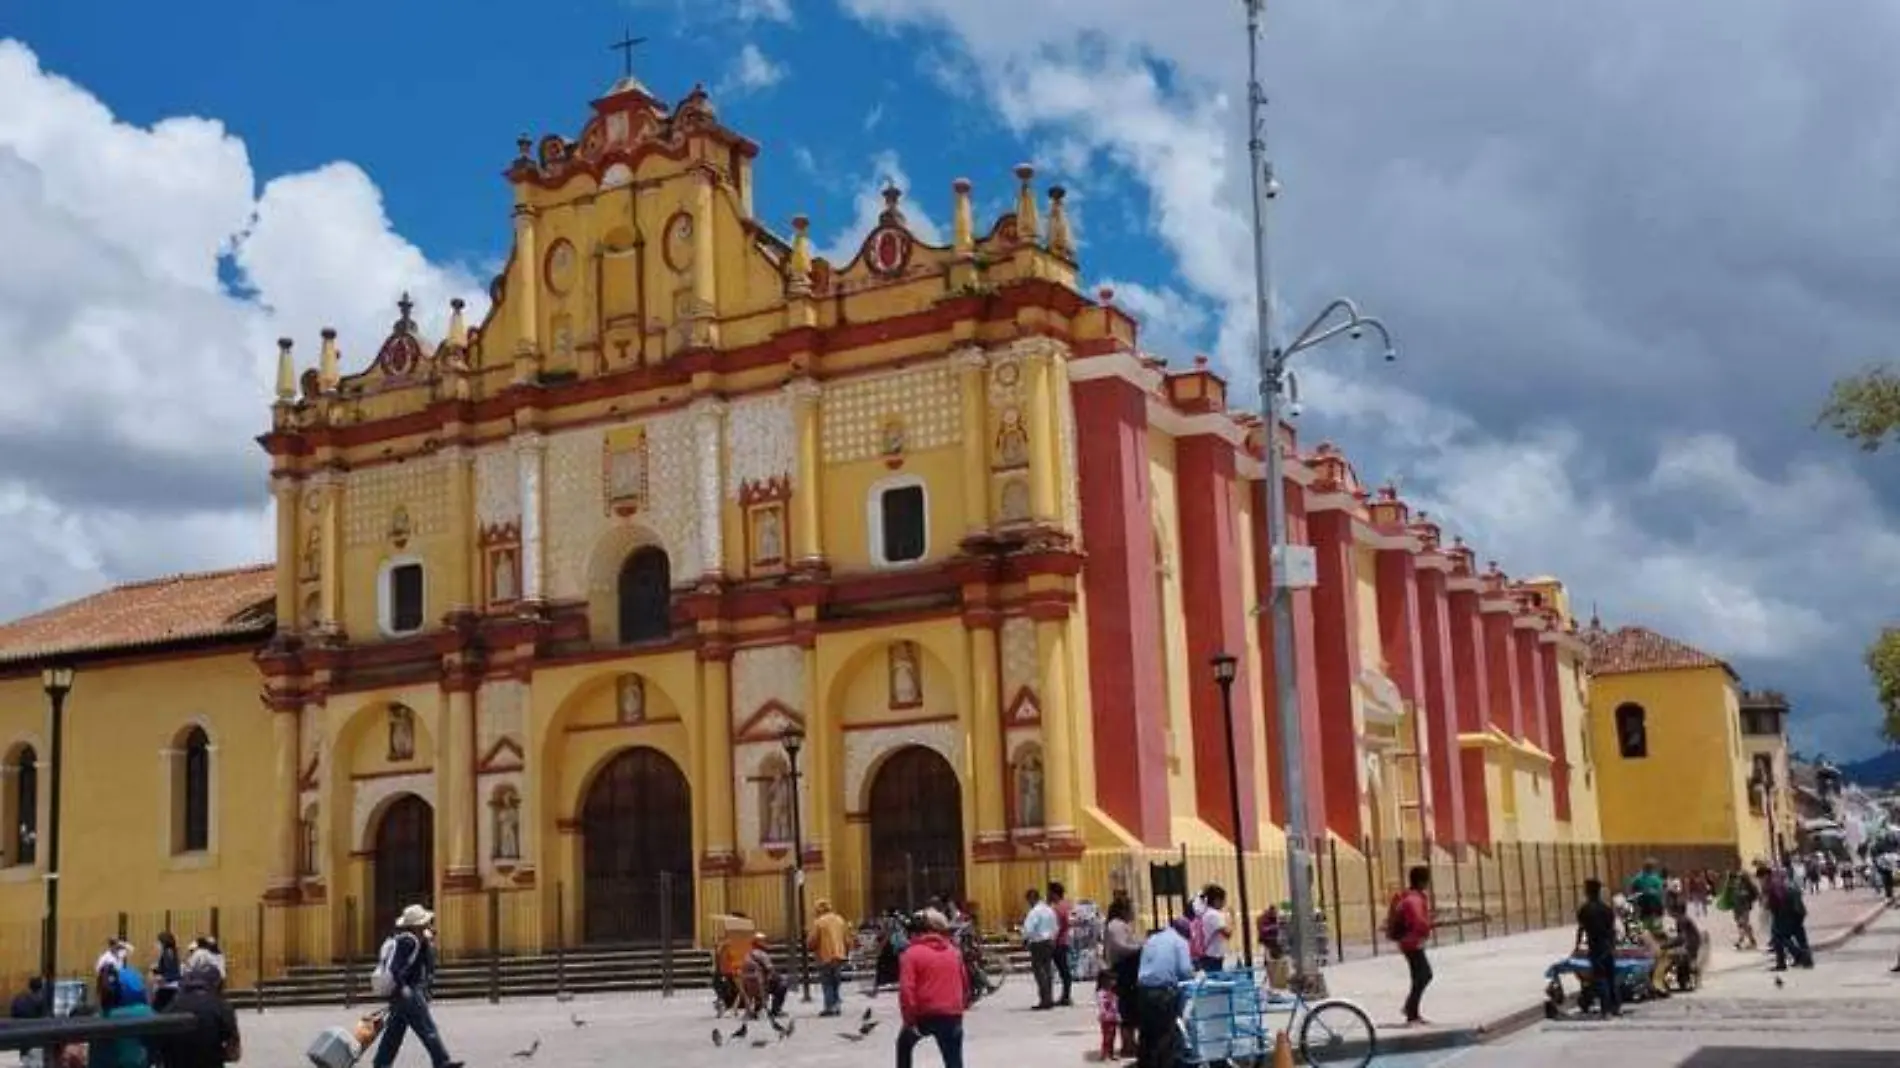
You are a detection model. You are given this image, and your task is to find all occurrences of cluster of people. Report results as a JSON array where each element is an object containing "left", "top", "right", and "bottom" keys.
[{"left": 7, "top": 933, "right": 238, "bottom": 1068}]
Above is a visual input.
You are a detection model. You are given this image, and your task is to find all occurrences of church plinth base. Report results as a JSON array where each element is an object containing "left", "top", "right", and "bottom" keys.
[
  {"left": 441, "top": 870, "right": 483, "bottom": 894},
  {"left": 262, "top": 884, "right": 302, "bottom": 906}
]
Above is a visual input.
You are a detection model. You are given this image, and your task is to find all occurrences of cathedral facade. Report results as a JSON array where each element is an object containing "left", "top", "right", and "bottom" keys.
[{"left": 0, "top": 74, "right": 1603, "bottom": 974}]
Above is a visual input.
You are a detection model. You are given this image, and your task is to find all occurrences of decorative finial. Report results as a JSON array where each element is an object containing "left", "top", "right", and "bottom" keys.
[
  {"left": 446, "top": 298, "right": 468, "bottom": 348},
  {"left": 1013, "top": 163, "right": 1039, "bottom": 245},
  {"left": 1193, "top": 354, "right": 1209, "bottom": 369},
  {"left": 609, "top": 28, "right": 647, "bottom": 78},
  {"left": 951, "top": 178, "right": 974, "bottom": 255},
  {"left": 516, "top": 133, "right": 533, "bottom": 161},
  {"left": 879, "top": 181, "right": 905, "bottom": 225},
  {"left": 275, "top": 338, "right": 296, "bottom": 402},
  {"left": 318, "top": 327, "right": 340, "bottom": 391},
  {"left": 1098, "top": 285, "right": 1116, "bottom": 304},
  {"left": 1046, "top": 185, "right": 1074, "bottom": 258},
  {"left": 397, "top": 291, "right": 415, "bottom": 325},
  {"left": 787, "top": 215, "right": 813, "bottom": 292}
]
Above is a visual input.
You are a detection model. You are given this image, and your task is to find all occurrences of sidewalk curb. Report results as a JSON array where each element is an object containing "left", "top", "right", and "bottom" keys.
[{"left": 1423, "top": 897, "right": 1897, "bottom": 1054}]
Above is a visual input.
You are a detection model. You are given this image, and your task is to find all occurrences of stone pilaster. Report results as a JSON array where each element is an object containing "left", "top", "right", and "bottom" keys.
[
  {"left": 786, "top": 379, "right": 824, "bottom": 568},
  {"left": 515, "top": 433, "right": 546, "bottom": 602},
  {"left": 691, "top": 398, "right": 726, "bottom": 581}
]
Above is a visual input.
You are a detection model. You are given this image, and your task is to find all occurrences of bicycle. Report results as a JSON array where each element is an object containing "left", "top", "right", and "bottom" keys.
[
  {"left": 951, "top": 922, "right": 1009, "bottom": 1004},
  {"left": 1178, "top": 970, "right": 1377, "bottom": 1068}
]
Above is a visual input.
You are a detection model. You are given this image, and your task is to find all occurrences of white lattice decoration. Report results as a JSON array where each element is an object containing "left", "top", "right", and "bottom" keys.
[
  {"left": 842, "top": 721, "right": 964, "bottom": 813},
  {"left": 475, "top": 446, "right": 520, "bottom": 527},
  {"left": 732, "top": 645, "right": 806, "bottom": 728},
  {"left": 820, "top": 364, "right": 961, "bottom": 464},
  {"left": 544, "top": 414, "right": 702, "bottom": 599},
  {"left": 1000, "top": 618, "right": 1038, "bottom": 699},
  {"left": 727, "top": 393, "right": 797, "bottom": 498},
  {"left": 1056, "top": 377, "right": 1082, "bottom": 537},
  {"left": 477, "top": 680, "right": 525, "bottom": 759},
  {"left": 344, "top": 456, "right": 447, "bottom": 546},
  {"left": 351, "top": 772, "right": 436, "bottom": 851}
]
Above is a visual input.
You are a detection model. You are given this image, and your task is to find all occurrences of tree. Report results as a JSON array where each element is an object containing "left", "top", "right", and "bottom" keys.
[
  {"left": 1866, "top": 628, "right": 1900, "bottom": 746},
  {"left": 1819, "top": 366, "right": 1900, "bottom": 451}
]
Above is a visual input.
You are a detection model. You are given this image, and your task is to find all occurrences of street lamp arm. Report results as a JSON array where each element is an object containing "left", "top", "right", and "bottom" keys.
[{"left": 1283, "top": 304, "right": 1397, "bottom": 364}]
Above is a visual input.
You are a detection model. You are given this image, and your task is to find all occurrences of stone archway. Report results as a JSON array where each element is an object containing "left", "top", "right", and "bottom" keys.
[
  {"left": 867, "top": 746, "right": 964, "bottom": 914},
  {"left": 580, "top": 746, "right": 694, "bottom": 943},
  {"left": 371, "top": 793, "right": 434, "bottom": 939}
]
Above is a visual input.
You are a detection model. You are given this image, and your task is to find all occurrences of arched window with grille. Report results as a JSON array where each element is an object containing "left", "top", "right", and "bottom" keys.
[
  {"left": 1614, "top": 703, "right": 1648, "bottom": 760},
  {"left": 617, "top": 547, "right": 672, "bottom": 644},
  {"left": 9, "top": 746, "right": 36, "bottom": 867},
  {"left": 175, "top": 726, "right": 213, "bottom": 854}
]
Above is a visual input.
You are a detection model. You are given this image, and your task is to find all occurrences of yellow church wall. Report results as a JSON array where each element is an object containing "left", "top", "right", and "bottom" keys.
[
  {"left": 819, "top": 449, "right": 966, "bottom": 574},
  {"left": 0, "top": 652, "right": 274, "bottom": 980},
  {"left": 1145, "top": 430, "right": 1218, "bottom": 848},
  {"left": 1231, "top": 478, "right": 1281, "bottom": 851},
  {"left": 1590, "top": 667, "right": 1748, "bottom": 852}
]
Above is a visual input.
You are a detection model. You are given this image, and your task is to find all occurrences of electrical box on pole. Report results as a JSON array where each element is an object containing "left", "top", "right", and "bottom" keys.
[{"left": 1271, "top": 544, "right": 1318, "bottom": 591}]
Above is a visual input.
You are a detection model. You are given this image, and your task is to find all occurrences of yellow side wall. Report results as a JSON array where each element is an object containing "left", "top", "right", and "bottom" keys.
[{"left": 1590, "top": 666, "right": 1748, "bottom": 850}]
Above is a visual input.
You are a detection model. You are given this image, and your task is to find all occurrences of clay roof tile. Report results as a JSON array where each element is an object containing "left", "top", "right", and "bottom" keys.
[
  {"left": 1581, "top": 622, "right": 1731, "bottom": 677},
  {"left": 0, "top": 564, "right": 275, "bottom": 667}
]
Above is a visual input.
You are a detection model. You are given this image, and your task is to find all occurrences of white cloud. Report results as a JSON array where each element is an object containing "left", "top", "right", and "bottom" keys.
[
  {"left": 724, "top": 43, "right": 787, "bottom": 95},
  {"left": 735, "top": 0, "right": 792, "bottom": 23},
  {"left": 817, "top": 151, "right": 946, "bottom": 263},
  {"left": 864, "top": 102, "right": 886, "bottom": 132},
  {"left": 0, "top": 39, "right": 481, "bottom": 619}
]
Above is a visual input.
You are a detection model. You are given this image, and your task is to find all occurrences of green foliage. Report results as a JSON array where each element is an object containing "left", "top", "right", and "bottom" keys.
[
  {"left": 1819, "top": 366, "right": 1900, "bottom": 451},
  {"left": 1865, "top": 628, "right": 1900, "bottom": 746}
]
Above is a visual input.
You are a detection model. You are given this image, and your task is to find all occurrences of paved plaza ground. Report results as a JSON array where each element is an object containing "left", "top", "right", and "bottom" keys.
[{"left": 222, "top": 885, "right": 1894, "bottom": 1067}]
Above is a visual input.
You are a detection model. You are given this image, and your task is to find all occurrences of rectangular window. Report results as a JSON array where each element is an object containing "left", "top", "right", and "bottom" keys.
[
  {"left": 389, "top": 563, "right": 425, "bottom": 633},
  {"left": 880, "top": 485, "right": 927, "bottom": 564}
]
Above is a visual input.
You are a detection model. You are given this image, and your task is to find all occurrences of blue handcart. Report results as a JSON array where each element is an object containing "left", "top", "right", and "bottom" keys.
[{"left": 1178, "top": 970, "right": 1376, "bottom": 1067}]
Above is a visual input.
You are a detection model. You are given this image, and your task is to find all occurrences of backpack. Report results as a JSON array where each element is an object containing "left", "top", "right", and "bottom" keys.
[
  {"left": 368, "top": 936, "right": 401, "bottom": 998},
  {"left": 1384, "top": 895, "right": 1410, "bottom": 943}
]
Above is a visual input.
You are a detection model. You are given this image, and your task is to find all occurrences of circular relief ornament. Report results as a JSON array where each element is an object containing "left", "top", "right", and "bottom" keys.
[
  {"left": 663, "top": 211, "right": 696, "bottom": 272},
  {"left": 376, "top": 331, "right": 423, "bottom": 379},
  {"left": 864, "top": 227, "right": 912, "bottom": 278},
  {"left": 544, "top": 239, "right": 578, "bottom": 297}
]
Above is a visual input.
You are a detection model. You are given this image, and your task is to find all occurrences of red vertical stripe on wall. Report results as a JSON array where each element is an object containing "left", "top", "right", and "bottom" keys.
[
  {"left": 1307, "top": 510, "right": 1362, "bottom": 844},
  {"left": 1446, "top": 587, "right": 1491, "bottom": 845},
  {"left": 1414, "top": 568, "right": 1467, "bottom": 846},
  {"left": 1540, "top": 641, "right": 1573, "bottom": 822}
]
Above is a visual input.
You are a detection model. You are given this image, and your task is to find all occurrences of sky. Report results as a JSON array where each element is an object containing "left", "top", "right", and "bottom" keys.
[{"left": 2, "top": 0, "right": 1898, "bottom": 760}]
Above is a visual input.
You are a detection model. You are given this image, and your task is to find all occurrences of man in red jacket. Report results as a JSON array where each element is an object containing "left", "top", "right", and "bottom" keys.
[
  {"left": 898, "top": 909, "right": 970, "bottom": 1068},
  {"left": 1389, "top": 866, "right": 1435, "bottom": 1026}
]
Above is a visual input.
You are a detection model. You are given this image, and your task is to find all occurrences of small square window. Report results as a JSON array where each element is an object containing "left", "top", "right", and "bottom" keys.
[
  {"left": 387, "top": 563, "right": 424, "bottom": 634},
  {"left": 879, "top": 485, "right": 927, "bottom": 564}
]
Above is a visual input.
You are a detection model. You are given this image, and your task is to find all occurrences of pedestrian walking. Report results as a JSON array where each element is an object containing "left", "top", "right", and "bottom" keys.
[
  {"left": 1193, "top": 886, "right": 1231, "bottom": 974},
  {"left": 1575, "top": 879, "right": 1620, "bottom": 1019},
  {"left": 367, "top": 904, "right": 462, "bottom": 1068},
  {"left": 1134, "top": 918, "right": 1193, "bottom": 1068},
  {"left": 1757, "top": 862, "right": 1813, "bottom": 971},
  {"left": 1387, "top": 866, "right": 1434, "bottom": 1026},
  {"left": 1102, "top": 898, "right": 1142, "bottom": 1060},
  {"left": 151, "top": 933, "right": 182, "bottom": 1014},
  {"left": 896, "top": 910, "right": 968, "bottom": 1068},
  {"left": 808, "top": 899, "right": 850, "bottom": 1017},
  {"left": 1049, "top": 882, "right": 1076, "bottom": 1007},
  {"left": 1022, "top": 889, "right": 1059, "bottom": 1010},
  {"left": 1093, "top": 970, "right": 1123, "bottom": 1061},
  {"left": 154, "top": 957, "right": 239, "bottom": 1068}
]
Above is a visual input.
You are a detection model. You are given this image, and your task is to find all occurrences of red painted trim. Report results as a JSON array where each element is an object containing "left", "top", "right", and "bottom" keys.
[
  {"left": 1176, "top": 434, "right": 1260, "bottom": 847},
  {"left": 1073, "top": 374, "right": 1170, "bottom": 844},
  {"left": 1513, "top": 627, "right": 1546, "bottom": 751},
  {"left": 349, "top": 766, "right": 433, "bottom": 782},
  {"left": 1446, "top": 586, "right": 1492, "bottom": 840},
  {"left": 1413, "top": 568, "right": 1467, "bottom": 846},
  {"left": 1482, "top": 610, "right": 1521, "bottom": 738},
  {"left": 839, "top": 713, "right": 955, "bottom": 733},
  {"left": 1308, "top": 509, "right": 1362, "bottom": 843}
]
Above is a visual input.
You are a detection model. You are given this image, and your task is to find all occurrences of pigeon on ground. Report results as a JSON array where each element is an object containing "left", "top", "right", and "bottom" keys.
[
  {"left": 711, "top": 1029, "right": 725, "bottom": 1048},
  {"left": 732, "top": 1022, "right": 749, "bottom": 1041},
  {"left": 861, "top": 1008, "right": 874, "bottom": 1025},
  {"left": 1774, "top": 975, "right": 1785, "bottom": 989},
  {"left": 858, "top": 1016, "right": 880, "bottom": 1037},
  {"left": 837, "top": 1033, "right": 866, "bottom": 1043},
  {"left": 749, "top": 1038, "right": 770, "bottom": 1049},
  {"left": 510, "top": 1039, "right": 540, "bottom": 1060},
  {"left": 570, "top": 1014, "right": 588, "bottom": 1028}
]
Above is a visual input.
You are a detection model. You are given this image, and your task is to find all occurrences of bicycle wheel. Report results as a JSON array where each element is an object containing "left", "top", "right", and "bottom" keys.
[
  {"left": 1298, "top": 999, "right": 1376, "bottom": 1067},
  {"left": 977, "top": 949, "right": 1009, "bottom": 996}
]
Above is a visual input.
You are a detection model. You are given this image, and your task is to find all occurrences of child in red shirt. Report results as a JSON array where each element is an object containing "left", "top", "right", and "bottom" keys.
[{"left": 1094, "top": 970, "right": 1122, "bottom": 1060}]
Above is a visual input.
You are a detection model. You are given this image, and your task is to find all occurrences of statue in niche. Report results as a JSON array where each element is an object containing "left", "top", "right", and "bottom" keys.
[
  {"left": 493, "top": 790, "right": 521, "bottom": 861},
  {"left": 616, "top": 675, "right": 646, "bottom": 724},
  {"left": 1016, "top": 748, "right": 1045, "bottom": 828},
  {"left": 889, "top": 641, "right": 922, "bottom": 708},
  {"left": 491, "top": 547, "right": 519, "bottom": 604},
  {"left": 999, "top": 478, "right": 1031, "bottom": 523},
  {"left": 753, "top": 507, "right": 783, "bottom": 565},
  {"left": 388, "top": 506, "right": 413, "bottom": 549},
  {"left": 995, "top": 407, "right": 1030, "bottom": 468},
  {"left": 300, "top": 528, "right": 321, "bottom": 581},
  {"left": 881, "top": 418, "right": 907, "bottom": 458},
  {"left": 388, "top": 704, "right": 415, "bottom": 762},
  {"left": 762, "top": 761, "right": 794, "bottom": 846}
]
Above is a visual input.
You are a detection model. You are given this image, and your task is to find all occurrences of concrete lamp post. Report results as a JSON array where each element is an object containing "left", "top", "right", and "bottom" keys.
[
  {"left": 1210, "top": 652, "right": 1256, "bottom": 973},
  {"left": 39, "top": 663, "right": 74, "bottom": 988},
  {"left": 1242, "top": 0, "right": 1399, "bottom": 992},
  {"left": 781, "top": 724, "right": 811, "bottom": 1002}
]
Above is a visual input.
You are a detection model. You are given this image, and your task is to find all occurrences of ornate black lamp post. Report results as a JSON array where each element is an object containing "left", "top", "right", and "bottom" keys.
[
  {"left": 39, "top": 664, "right": 73, "bottom": 986},
  {"left": 781, "top": 725, "right": 811, "bottom": 1001},
  {"left": 1210, "top": 653, "right": 1255, "bottom": 971}
]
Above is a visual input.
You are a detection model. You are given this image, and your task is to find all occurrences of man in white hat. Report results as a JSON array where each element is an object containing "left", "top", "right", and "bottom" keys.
[{"left": 369, "top": 904, "right": 460, "bottom": 1068}]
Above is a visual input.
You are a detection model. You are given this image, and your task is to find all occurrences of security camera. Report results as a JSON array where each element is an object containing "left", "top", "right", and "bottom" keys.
[
  {"left": 1265, "top": 175, "right": 1282, "bottom": 199},
  {"left": 1287, "top": 401, "right": 1304, "bottom": 419},
  {"left": 1349, "top": 327, "right": 1363, "bottom": 340},
  {"left": 1383, "top": 347, "right": 1398, "bottom": 363}
]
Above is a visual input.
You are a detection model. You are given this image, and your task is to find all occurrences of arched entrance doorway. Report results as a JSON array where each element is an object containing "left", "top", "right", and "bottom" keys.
[
  {"left": 581, "top": 747, "right": 694, "bottom": 943},
  {"left": 372, "top": 794, "right": 435, "bottom": 940},
  {"left": 867, "top": 746, "right": 964, "bottom": 914}
]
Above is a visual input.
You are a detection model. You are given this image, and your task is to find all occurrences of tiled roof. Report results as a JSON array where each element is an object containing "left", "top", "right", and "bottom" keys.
[
  {"left": 1581, "top": 622, "right": 1731, "bottom": 677},
  {"left": 0, "top": 565, "right": 276, "bottom": 667}
]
